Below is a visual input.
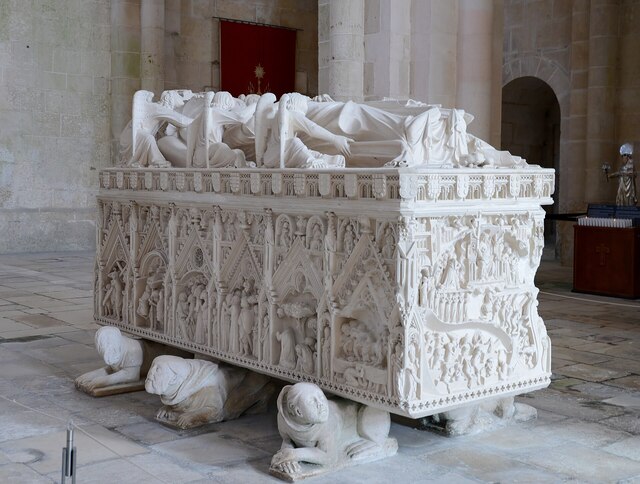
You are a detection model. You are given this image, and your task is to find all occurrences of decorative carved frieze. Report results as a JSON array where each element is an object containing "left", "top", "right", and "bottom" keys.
[{"left": 96, "top": 166, "right": 553, "bottom": 418}]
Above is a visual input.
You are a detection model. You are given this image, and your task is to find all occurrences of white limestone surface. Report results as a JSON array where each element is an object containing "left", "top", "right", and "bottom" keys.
[{"left": 96, "top": 91, "right": 554, "bottom": 419}]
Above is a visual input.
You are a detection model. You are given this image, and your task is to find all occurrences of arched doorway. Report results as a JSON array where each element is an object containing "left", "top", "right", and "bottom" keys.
[{"left": 501, "top": 76, "right": 560, "bottom": 255}]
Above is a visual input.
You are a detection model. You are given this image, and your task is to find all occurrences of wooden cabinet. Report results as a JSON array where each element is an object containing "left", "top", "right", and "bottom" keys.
[{"left": 573, "top": 226, "right": 640, "bottom": 298}]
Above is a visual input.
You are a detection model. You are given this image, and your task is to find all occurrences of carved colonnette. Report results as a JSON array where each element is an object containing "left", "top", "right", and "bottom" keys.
[{"left": 96, "top": 166, "right": 554, "bottom": 418}]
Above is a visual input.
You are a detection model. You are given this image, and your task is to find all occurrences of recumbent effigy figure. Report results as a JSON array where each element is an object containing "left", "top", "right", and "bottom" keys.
[
  {"left": 119, "top": 90, "right": 527, "bottom": 170},
  {"left": 269, "top": 382, "right": 398, "bottom": 481},
  {"left": 145, "top": 355, "right": 275, "bottom": 429}
]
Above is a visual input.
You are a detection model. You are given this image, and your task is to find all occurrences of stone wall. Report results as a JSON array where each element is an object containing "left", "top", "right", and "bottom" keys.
[
  {"left": 502, "top": 0, "right": 640, "bottom": 264},
  {"left": 0, "top": 0, "right": 317, "bottom": 253},
  {"left": 320, "top": 0, "right": 504, "bottom": 144},
  {"left": 164, "top": 0, "right": 318, "bottom": 95},
  {"left": 617, "top": 1, "right": 640, "bottom": 146},
  {"left": 0, "top": 0, "right": 112, "bottom": 253},
  {"left": 112, "top": 0, "right": 318, "bottom": 158}
]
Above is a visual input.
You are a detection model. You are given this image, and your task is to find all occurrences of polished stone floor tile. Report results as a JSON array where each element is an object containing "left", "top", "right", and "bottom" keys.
[
  {"left": 0, "top": 252, "right": 637, "bottom": 483},
  {"left": 521, "top": 443, "right": 640, "bottom": 483}
]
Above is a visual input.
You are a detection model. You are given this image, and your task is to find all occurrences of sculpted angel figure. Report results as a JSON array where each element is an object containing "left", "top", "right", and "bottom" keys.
[
  {"left": 256, "top": 93, "right": 350, "bottom": 169},
  {"left": 186, "top": 91, "right": 255, "bottom": 168},
  {"left": 269, "top": 383, "right": 397, "bottom": 480},
  {"left": 119, "top": 90, "right": 195, "bottom": 167}
]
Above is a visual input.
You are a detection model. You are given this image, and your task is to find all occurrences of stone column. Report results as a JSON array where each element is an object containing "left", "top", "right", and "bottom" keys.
[
  {"left": 318, "top": 0, "right": 364, "bottom": 101},
  {"left": 456, "top": 0, "right": 496, "bottom": 141},
  {"left": 364, "top": 0, "right": 411, "bottom": 100},
  {"left": 140, "top": 0, "right": 165, "bottom": 95},
  {"left": 410, "top": 0, "right": 459, "bottom": 108},
  {"left": 110, "top": 0, "right": 142, "bottom": 163},
  {"left": 584, "top": 0, "right": 619, "bottom": 203},
  {"left": 565, "top": 0, "right": 591, "bottom": 212}
]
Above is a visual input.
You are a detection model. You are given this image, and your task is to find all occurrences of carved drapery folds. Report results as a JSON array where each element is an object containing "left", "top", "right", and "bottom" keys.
[{"left": 96, "top": 174, "right": 552, "bottom": 418}]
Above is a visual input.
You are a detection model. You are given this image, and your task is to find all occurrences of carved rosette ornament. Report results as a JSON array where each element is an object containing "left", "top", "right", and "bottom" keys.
[
  {"left": 373, "top": 174, "right": 387, "bottom": 199},
  {"left": 399, "top": 173, "right": 418, "bottom": 200},
  {"left": 482, "top": 175, "right": 495, "bottom": 198},
  {"left": 212, "top": 172, "right": 221, "bottom": 192},
  {"left": 294, "top": 173, "right": 306, "bottom": 196},
  {"left": 344, "top": 174, "right": 358, "bottom": 198},
  {"left": 250, "top": 172, "right": 261, "bottom": 194},
  {"left": 318, "top": 173, "right": 331, "bottom": 197},
  {"left": 272, "top": 172, "right": 283, "bottom": 195},
  {"left": 159, "top": 172, "right": 169, "bottom": 191},
  {"left": 534, "top": 175, "right": 544, "bottom": 197},
  {"left": 456, "top": 174, "right": 469, "bottom": 199},
  {"left": 144, "top": 171, "right": 153, "bottom": 190},
  {"left": 229, "top": 173, "right": 240, "bottom": 193},
  {"left": 193, "top": 172, "right": 203, "bottom": 193},
  {"left": 509, "top": 174, "right": 521, "bottom": 198},
  {"left": 427, "top": 174, "right": 440, "bottom": 199},
  {"left": 175, "top": 172, "right": 185, "bottom": 192}
]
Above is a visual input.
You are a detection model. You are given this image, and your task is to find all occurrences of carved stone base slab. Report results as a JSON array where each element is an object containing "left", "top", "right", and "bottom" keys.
[
  {"left": 269, "top": 439, "right": 398, "bottom": 482},
  {"left": 77, "top": 380, "right": 146, "bottom": 397}
]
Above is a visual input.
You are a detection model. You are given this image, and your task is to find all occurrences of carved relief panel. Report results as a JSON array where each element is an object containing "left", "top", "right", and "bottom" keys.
[{"left": 96, "top": 187, "right": 551, "bottom": 418}]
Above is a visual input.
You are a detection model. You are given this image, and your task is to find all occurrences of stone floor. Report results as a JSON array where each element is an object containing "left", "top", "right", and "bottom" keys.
[{"left": 0, "top": 252, "right": 638, "bottom": 483}]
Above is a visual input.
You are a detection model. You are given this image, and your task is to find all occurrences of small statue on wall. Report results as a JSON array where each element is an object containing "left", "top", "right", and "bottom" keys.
[
  {"left": 145, "top": 355, "right": 275, "bottom": 429},
  {"left": 269, "top": 382, "right": 398, "bottom": 481},
  {"left": 603, "top": 142, "right": 638, "bottom": 206},
  {"left": 239, "top": 278, "right": 258, "bottom": 357},
  {"left": 103, "top": 263, "right": 125, "bottom": 321},
  {"left": 276, "top": 326, "right": 297, "bottom": 370}
]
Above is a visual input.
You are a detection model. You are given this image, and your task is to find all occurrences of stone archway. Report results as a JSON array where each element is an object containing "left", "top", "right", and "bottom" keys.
[
  {"left": 501, "top": 76, "right": 561, "bottom": 250},
  {"left": 502, "top": 56, "right": 570, "bottom": 260}
]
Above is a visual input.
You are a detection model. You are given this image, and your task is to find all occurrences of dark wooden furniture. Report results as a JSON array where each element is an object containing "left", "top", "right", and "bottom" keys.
[{"left": 573, "top": 225, "right": 640, "bottom": 298}]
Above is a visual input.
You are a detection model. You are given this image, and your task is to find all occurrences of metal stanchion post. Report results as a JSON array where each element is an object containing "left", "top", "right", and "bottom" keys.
[{"left": 61, "top": 421, "right": 77, "bottom": 484}]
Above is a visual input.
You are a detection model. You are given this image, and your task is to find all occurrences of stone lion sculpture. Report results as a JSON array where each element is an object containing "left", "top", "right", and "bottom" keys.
[
  {"left": 75, "top": 326, "right": 190, "bottom": 397},
  {"left": 75, "top": 326, "right": 146, "bottom": 396},
  {"left": 421, "top": 396, "right": 537, "bottom": 436},
  {"left": 145, "top": 355, "right": 275, "bottom": 429},
  {"left": 269, "top": 382, "right": 398, "bottom": 481}
]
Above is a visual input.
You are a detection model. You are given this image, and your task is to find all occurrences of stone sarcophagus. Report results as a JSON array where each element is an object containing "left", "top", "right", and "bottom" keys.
[{"left": 95, "top": 165, "right": 554, "bottom": 418}]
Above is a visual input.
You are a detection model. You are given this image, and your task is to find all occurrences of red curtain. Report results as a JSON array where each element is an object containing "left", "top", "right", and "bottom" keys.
[{"left": 220, "top": 20, "right": 296, "bottom": 98}]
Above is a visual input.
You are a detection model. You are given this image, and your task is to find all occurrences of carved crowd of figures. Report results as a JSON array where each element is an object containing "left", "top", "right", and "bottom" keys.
[
  {"left": 97, "top": 198, "right": 549, "bottom": 407},
  {"left": 119, "top": 90, "right": 529, "bottom": 170}
]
